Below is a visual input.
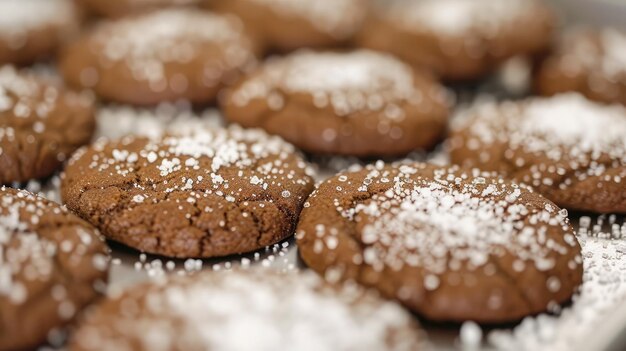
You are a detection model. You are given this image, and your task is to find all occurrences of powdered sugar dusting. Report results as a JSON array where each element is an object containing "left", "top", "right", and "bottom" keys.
[
  {"left": 519, "top": 94, "right": 626, "bottom": 157},
  {"left": 454, "top": 93, "right": 626, "bottom": 162},
  {"left": 72, "top": 270, "right": 423, "bottom": 351},
  {"left": 391, "top": 0, "right": 536, "bottom": 36},
  {"left": 93, "top": 9, "right": 254, "bottom": 84},
  {"left": 247, "top": 0, "right": 365, "bottom": 39},
  {"left": 348, "top": 165, "right": 577, "bottom": 275},
  {"left": 95, "top": 104, "right": 224, "bottom": 140},
  {"left": 0, "top": 187, "right": 108, "bottom": 311},
  {"left": 231, "top": 50, "right": 442, "bottom": 116},
  {"left": 559, "top": 28, "right": 626, "bottom": 81},
  {"left": 0, "top": 0, "right": 74, "bottom": 33},
  {"left": 489, "top": 217, "right": 626, "bottom": 350}
]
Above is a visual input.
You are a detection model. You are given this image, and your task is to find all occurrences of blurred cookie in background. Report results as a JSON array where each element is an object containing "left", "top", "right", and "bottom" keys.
[
  {"left": 69, "top": 269, "right": 426, "bottom": 351},
  {"left": 208, "top": 0, "right": 367, "bottom": 53},
  {"left": 94, "top": 103, "right": 224, "bottom": 139},
  {"left": 223, "top": 50, "right": 450, "bottom": 157},
  {"left": 535, "top": 28, "right": 626, "bottom": 106},
  {"left": 0, "top": 0, "right": 79, "bottom": 65},
  {"left": 297, "top": 162, "right": 583, "bottom": 323},
  {"left": 358, "top": 0, "right": 555, "bottom": 81},
  {"left": 59, "top": 9, "right": 257, "bottom": 106},
  {"left": 76, "top": 0, "right": 203, "bottom": 18},
  {"left": 0, "top": 66, "right": 95, "bottom": 184},
  {"left": 0, "top": 187, "right": 109, "bottom": 351},
  {"left": 449, "top": 93, "right": 626, "bottom": 214}
]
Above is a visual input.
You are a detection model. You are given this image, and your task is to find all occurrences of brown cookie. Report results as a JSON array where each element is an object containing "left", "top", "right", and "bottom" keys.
[
  {"left": 69, "top": 269, "right": 425, "bottom": 351},
  {"left": 358, "top": 0, "right": 555, "bottom": 81},
  {"left": 535, "top": 28, "right": 626, "bottom": 106},
  {"left": 0, "top": 0, "right": 79, "bottom": 65},
  {"left": 208, "top": 0, "right": 367, "bottom": 53},
  {"left": 76, "top": 0, "right": 203, "bottom": 18},
  {"left": 297, "top": 162, "right": 583, "bottom": 323},
  {"left": 59, "top": 9, "right": 257, "bottom": 106},
  {"left": 0, "top": 186, "right": 109, "bottom": 350},
  {"left": 0, "top": 66, "right": 95, "bottom": 184},
  {"left": 61, "top": 124, "right": 315, "bottom": 258},
  {"left": 223, "top": 50, "right": 450, "bottom": 157},
  {"left": 449, "top": 93, "right": 626, "bottom": 214}
]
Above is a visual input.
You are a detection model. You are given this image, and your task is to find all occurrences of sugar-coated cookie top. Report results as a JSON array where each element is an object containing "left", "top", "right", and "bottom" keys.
[
  {"left": 91, "top": 9, "right": 254, "bottom": 84},
  {"left": 0, "top": 0, "right": 75, "bottom": 34},
  {"left": 320, "top": 163, "right": 580, "bottom": 278},
  {"left": 0, "top": 66, "right": 91, "bottom": 145},
  {"left": 560, "top": 28, "right": 626, "bottom": 80},
  {"left": 0, "top": 187, "right": 108, "bottom": 309},
  {"left": 351, "top": 167, "right": 575, "bottom": 280},
  {"left": 390, "top": 0, "right": 539, "bottom": 36},
  {"left": 70, "top": 270, "right": 423, "bottom": 351},
  {"left": 66, "top": 124, "right": 314, "bottom": 210},
  {"left": 246, "top": 0, "right": 366, "bottom": 39},
  {"left": 453, "top": 93, "right": 626, "bottom": 162},
  {"left": 231, "top": 50, "right": 447, "bottom": 116}
]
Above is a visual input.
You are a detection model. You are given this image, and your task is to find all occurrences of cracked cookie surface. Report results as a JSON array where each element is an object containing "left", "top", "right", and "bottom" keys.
[
  {"left": 223, "top": 50, "right": 449, "bottom": 157},
  {"left": 61, "top": 124, "right": 315, "bottom": 258},
  {"left": 0, "top": 186, "right": 109, "bottom": 351},
  {"left": 449, "top": 93, "right": 626, "bottom": 213},
  {"left": 0, "top": 66, "right": 95, "bottom": 184},
  {"left": 296, "top": 162, "right": 583, "bottom": 323}
]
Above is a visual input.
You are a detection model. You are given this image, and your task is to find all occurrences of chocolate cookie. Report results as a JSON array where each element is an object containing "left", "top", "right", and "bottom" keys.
[
  {"left": 209, "top": 0, "right": 367, "bottom": 52},
  {"left": 69, "top": 269, "right": 425, "bottom": 351},
  {"left": 76, "top": 0, "right": 203, "bottom": 18},
  {"left": 59, "top": 9, "right": 257, "bottom": 106},
  {"left": 535, "top": 28, "right": 626, "bottom": 106},
  {"left": 449, "top": 93, "right": 626, "bottom": 214},
  {"left": 297, "top": 162, "right": 583, "bottom": 323},
  {"left": 61, "top": 124, "right": 315, "bottom": 258},
  {"left": 0, "top": 0, "right": 79, "bottom": 65},
  {"left": 0, "top": 66, "right": 95, "bottom": 184},
  {"left": 0, "top": 186, "right": 109, "bottom": 350},
  {"left": 223, "top": 50, "right": 450, "bottom": 157},
  {"left": 358, "top": 0, "right": 555, "bottom": 81}
]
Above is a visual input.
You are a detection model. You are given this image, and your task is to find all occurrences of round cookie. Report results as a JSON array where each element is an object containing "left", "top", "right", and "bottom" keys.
[
  {"left": 69, "top": 269, "right": 425, "bottom": 351},
  {"left": 297, "top": 162, "right": 583, "bottom": 323},
  {"left": 0, "top": 0, "right": 79, "bottom": 65},
  {"left": 0, "top": 66, "right": 95, "bottom": 184},
  {"left": 59, "top": 9, "right": 257, "bottom": 106},
  {"left": 223, "top": 50, "right": 450, "bottom": 157},
  {"left": 449, "top": 93, "right": 626, "bottom": 214},
  {"left": 76, "top": 0, "right": 203, "bottom": 18},
  {"left": 0, "top": 186, "right": 109, "bottom": 350},
  {"left": 61, "top": 124, "right": 315, "bottom": 258},
  {"left": 358, "top": 0, "right": 555, "bottom": 81},
  {"left": 208, "top": 0, "right": 367, "bottom": 52},
  {"left": 535, "top": 28, "right": 626, "bottom": 106}
]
